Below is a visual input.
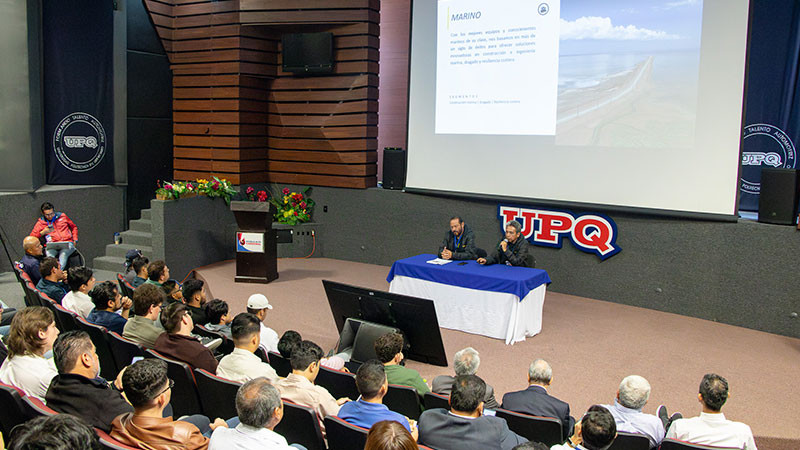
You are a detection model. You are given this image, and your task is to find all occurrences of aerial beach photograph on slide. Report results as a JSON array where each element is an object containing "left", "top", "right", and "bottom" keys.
[{"left": 555, "top": 0, "right": 703, "bottom": 148}]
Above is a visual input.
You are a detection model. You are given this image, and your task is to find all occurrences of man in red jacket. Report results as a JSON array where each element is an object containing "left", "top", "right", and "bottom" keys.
[{"left": 30, "top": 202, "right": 78, "bottom": 270}]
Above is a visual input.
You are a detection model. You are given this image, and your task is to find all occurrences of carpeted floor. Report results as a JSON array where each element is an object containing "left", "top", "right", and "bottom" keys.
[{"left": 195, "top": 258, "right": 800, "bottom": 449}]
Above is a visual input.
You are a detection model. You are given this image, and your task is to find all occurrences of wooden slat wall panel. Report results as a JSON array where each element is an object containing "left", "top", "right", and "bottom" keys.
[{"left": 143, "top": 0, "right": 379, "bottom": 188}]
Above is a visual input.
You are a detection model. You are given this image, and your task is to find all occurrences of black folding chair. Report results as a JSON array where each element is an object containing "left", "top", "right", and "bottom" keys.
[
  {"left": 324, "top": 415, "right": 369, "bottom": 450},
  {"left": 315, "top": 366, "right": 359, "bottom": 400},
  {"left": 194, "top": 368, "right": 241, "bottom": 420},
  {"left": 495, "top": 408, "right": 563, "bottom": 446},
  {"left": 24, "top": 281, "right": 42, "bottom": 307},
  {"left": 13, "top": 263, "right": 37, "bottom": 307},
  {"left": 423, "top": 391, "right": 450, "bottom": 410},
  {"left": 106, "top": 331, "right": 146, "bottom": 371},
  {"left": 608, "top": 431, "right": 651, "bottom": 450},
  {"left": 274, "top": 400, "right": 326, "bottom": 450},
  {"left": 0, "top": 382, "right": 34, "bottom": 437},
  {"left": 144, "top": 349, "right": 203, "bottom": 417},
  {"left": 268, "top": 351, "right": 292, "bottom": 377},
  {"left": 52, "top": 303, "right": 79, "bottom": 332},
  {"left": 75, "top": 316, "right": 119, "bottom": 380},
  {"left": 659, "top": 439, "right": 741, "bottom": 450},
  {"left": 384, "top": 384, "right": 422, "bottom": 420}
]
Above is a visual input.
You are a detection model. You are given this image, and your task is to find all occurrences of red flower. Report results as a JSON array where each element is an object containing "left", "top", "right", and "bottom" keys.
[
  {"left": 300, "top": 202, "right": 306, "bottom": 209},
  {"left": 257, "top": 191, "right": 268, "bottom": 202},
  {"left": 246, "top": 186, "right": 254, "bottom": 194},
  {"left": 294, "top": 210, "right": 298, "bottom": 216},
  {"left": 282, "top": 188, "right": 290, "bottom": 195}
]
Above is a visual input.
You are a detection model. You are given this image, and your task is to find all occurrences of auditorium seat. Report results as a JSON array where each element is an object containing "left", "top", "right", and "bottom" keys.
[
  {"left": 23, "top": 281, "right": 42, "bottom": 307},
  {"left": 423, "top": 391, "right": 450, "bottom": 410},
  {"left": 193, "top": 324, "right": 234, "bottom": 355},
  {"left": 659, "top": 439, "right": 741, "bottom": 450},
  {"left": 254, "top": 346, "right": 269, "bottom": 364},
  {"left": 268, "top": 351, "right": 292, "bottom": 377},
  {"left": 384, "top": 384, "right": 422, "bottom": 420},
  {"left": 315, "top": 366, "right": 359, "bottom": 400},
  {"left": 13, "top": 263, "right": 37, "bottom": 308},
  {"left": 193, "top": 368, "right": 241, "bottom": 420},
  {"left": 0, "top": 382, "right": 33, "bottom": 437},
  {"left": 106, "top": 331, "right": 146, "bottom": 371},
  {"left": 116, "top": 273, "right": 135, "bottom": 299},
  {"left": 144, "top": 349, "right": 203, "bottom": 417},
  {"left": 608, "top": 431, "right": 651, "bottom": 450},
  {"left": 21, "top": 395, "right": 59, "bottom": 417},
  {"left": 52, "top": 303, "right": 79, "bottom": 332},
  {"left": 75, "top": 316, "right": 119, "bottom": 380},
  {"left": 96, "top": 428, "right": 140, "bottom": 450},
  {"left": 494, "top": 408, "right": 563, "bottom": 446},
  {"left": 324, "top": 415, "right": 369, "bottom": 450},
  {"left": 273, "top": 400, "right": 325, "bottom": 450}
]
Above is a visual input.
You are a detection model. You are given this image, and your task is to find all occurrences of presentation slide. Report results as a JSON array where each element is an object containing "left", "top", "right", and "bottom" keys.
[{"left": 407, "top": 0, "right": 750, "bottom": 216}]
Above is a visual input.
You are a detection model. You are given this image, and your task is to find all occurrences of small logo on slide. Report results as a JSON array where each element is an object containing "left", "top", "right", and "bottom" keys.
[
  {"left": 740, "top": 123, "right": 796, "bottom": 194},
  {"left": 538, "top": 3, "right": 550, "bottom": 15}
]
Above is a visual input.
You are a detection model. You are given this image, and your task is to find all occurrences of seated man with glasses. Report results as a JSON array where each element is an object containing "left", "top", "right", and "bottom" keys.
[{"left": 111, "top": 358, "right": 230, "bottom": 449}]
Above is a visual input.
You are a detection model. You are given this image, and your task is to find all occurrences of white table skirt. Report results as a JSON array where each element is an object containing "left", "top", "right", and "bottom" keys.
[{"left": 389, "top": 275, "right": 546, "bottom": 345}]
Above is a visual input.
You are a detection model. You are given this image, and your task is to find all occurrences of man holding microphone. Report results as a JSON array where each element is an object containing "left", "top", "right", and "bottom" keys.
[{"left": 477, "top": 220, "right": 535, "bottom": 267}]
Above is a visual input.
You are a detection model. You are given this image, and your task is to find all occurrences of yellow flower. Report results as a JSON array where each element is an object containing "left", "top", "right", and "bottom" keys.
[{"left": 283, "top": 210, "right": 292, "bottom": 217}]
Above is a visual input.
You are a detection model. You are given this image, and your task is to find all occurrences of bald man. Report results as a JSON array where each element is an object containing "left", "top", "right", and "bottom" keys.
[{"left": 21, "top": 236, "right": 45, "bottom": 285}]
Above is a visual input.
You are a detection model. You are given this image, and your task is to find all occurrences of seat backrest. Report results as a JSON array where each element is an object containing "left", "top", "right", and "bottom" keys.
[
  {"left": 324, "top": 415, "right": 369, "bottom": 450},
  {"left": 22, "top": 395, "right": 59, "bottom": 417},
  {"left": 75, "top": 316, "right": 119, "bottom": 380},
  {"left": 106, "top": 332, "right": 146, "bottom": 371},
  {"left": 0, "top": 382, "right": 33, "bottom": 437},
  {"left": 495, "top": 408, "right": 563, "bottom": 446},
  {"left": 116, "top": 273, "right": 135, "bottom": 298},
  {"left": 194, "top": 368, "right": 241, "bottom": 420},
  {"left": 274, "top": 400, "right": 325, "bottom": 450},
  {"left": 254, "top": 346, "right": 269, "bottom": 363},
  {"left": 315, "top": 366, "right": 359, "bottom": 400},
  {"left": 193, "top": 325, "right": 234, "bottom": 355},
  {"left": 659, "top": 438, "right": 742, "bottom": 450},
  {"left": 144, "top": 349, "right": 203, "bottom": 417},
  {"left": 95, "top": 427, "right": 141, "bottom": 450},
  {"left": 423, "top": 391, "right": 450, "bottom": 410},
  {"left": 53, "top": 303, "right": 79, "bottom": 333},
  {"left": 268, "top": 351, "right": 292, "bottom": 377},
  {"left": 24, "top": 281, "right": 42, "bottom": 307},
  {"left": 384, "top": 384, "right": 422, "bottom": 420},
  {"left": 608, "top": 431, "right": 652, "bottom": 450}
]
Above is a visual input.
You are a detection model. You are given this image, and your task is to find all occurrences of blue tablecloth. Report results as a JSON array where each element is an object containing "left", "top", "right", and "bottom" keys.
[{"left": 387, "top": 254, "right": 551, "bottom": 301}]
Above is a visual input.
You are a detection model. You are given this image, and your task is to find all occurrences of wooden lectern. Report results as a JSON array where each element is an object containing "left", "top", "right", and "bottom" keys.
[{"left": 230, "top": 201, "right": 278, "bottom": 283}]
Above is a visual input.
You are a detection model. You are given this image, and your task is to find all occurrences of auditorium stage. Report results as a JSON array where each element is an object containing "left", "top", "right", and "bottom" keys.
[{"left": 195, "top": 258, "right": 799, "bottom": 449}]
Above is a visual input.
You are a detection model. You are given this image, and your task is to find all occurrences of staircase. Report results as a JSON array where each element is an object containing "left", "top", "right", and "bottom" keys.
[{"left": 92, "top": 208, "right": 154, "bottom": 273}]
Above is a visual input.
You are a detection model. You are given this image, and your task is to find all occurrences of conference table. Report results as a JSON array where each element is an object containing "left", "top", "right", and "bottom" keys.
[{"left": 386, "top": 254, "right": 551, "bottom": 345}]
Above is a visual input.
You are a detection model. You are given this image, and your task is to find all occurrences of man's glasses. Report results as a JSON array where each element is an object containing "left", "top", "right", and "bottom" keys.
[{"left": 155, "top": 379, "right": 174, "bottom": 397}]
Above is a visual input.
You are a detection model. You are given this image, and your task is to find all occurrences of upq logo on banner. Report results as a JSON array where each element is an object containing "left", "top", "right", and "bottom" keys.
[{"left": 498, "top": 205, "right": 621, "bottom": 260}]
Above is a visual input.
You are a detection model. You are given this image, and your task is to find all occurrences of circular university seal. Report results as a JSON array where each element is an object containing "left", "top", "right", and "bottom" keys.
[
  {"left": 53, "top": 112, "right": 107, "bottom": 172},
  {"left": 740, "top": 123, "right": 796, "bottom": 194}
]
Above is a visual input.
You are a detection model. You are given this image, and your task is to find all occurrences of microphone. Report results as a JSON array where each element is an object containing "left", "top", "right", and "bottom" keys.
[{"left": 498, "top": 238, "right": 508, "bottom": 250}]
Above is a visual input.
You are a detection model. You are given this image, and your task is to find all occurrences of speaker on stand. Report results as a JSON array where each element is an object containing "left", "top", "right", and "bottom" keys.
[
  {"left": 382, "top": 147, "right": 406, "bottom": 190},
  {"left": 758, "top": 168, "right": 800, "bottom": 225}
]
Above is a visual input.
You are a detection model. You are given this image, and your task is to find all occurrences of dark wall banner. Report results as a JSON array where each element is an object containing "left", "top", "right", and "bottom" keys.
[
  {"left": 43, "top": 0, "right": 114, "bottom": 184},
  {"left": 740, "top": 0, "right": 800, "bottom": 211}
]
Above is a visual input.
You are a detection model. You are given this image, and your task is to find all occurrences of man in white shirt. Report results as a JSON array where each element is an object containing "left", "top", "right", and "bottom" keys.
[
  {"left": 210, "top": 378, "right": 298, "bottom": 449},
  {"left": 217, "top": 313, "right": 278, "bottom": 384},
  {"left": 0, "top": 307, "right": 60, "bottom": 401},
  {"left": 666, "top": 373, "right": 757, "bottom": 450},
  {"left": 61, "top": 266, "right": 96, "bottom": 319},
  {"left": 602, "top": 375, "right": 665, "bottom": 449},
  {"left": 246, "top": 294, "right": 279, "bottom": 353}
]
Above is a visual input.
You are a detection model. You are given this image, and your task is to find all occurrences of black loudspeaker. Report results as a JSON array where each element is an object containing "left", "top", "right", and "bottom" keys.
[
  {"left": 382, "top": 148, "right": 406, "bottom": 190},
  {"left": 758, "top": 168, "right": 800, "bottom": 225}
]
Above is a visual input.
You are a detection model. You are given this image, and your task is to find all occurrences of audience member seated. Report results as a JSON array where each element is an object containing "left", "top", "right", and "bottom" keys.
[
  {"left": 365, "top": 420, "right": 420, "bottom": 450},
  {"left": 7, "top": 413, "right": 101, "bottom": 450},
  {"left": 0, "top": 307, "right": 59, "bottom": 400},
  {"left": 161, "top": 279, "right": 183, "bottom": 304},
  {"left": 111, "top": 358, "right": 229, "bottom": 449},
  {"left": 432, "top": 347, "right": 499, "bottom": 409},
  {"left": 31, "top": 201, "right": 78, "bottom": 270},
  {"left": 124, "top": 284, "right": 166, "bottom": 348},
  {"left": 131, "top": 255, "right": 150, "bottom": 288},
  {"left": 552, "top": 405, "right": 617, "bottom": 450},
  {"left": 217, "top": 313, "right": 278, "bottom": 383},
  {"left": 512, "top": 443, "right": 549, "bottom": 450},
  {"left": 20, "top": 235, "right": 45, "bottom": 285},
  {"left": 278, "top": 329, "right": 346, "bottom": 371},
  {"left": 36, "top": 256, "right": 69, "bottom": 303},
  {"left": 204, "top": 298, "right": 232, "bottom": 338},
  {"left": 123, "top": 249, "right": 144, "bottom": 284},
  {"left": 61, "top": 266, "right": 96, "bottom": 319},
  {"left": 666, "top": 373, "right": 757, "bottom": 450},
  {"left": 154, "top": 302, "right": 218, "bottom": 373},
  {"left": 501, "top": 359, "right": 575, "bottom": 439},
  {"left": 338, "top": 359, "right": 418, "bottom": 440},
  {"left": 183, "top": 279, "right": 208, "bottom": 326},
  {"left": 418, "top": 375, "right": 526, "bottom": 450},
  {"left": 87, "top": 281, "right": 132, "bottom": 335},
  {"left": 601, "top": 375, "right": 664, "bottom": 449},
  {"left": 45, "top": 330, "right": 133, "bottom": 432},
  {"left": 146, "top": 260, "right": 170, "bottom": 287},
  {"left": 209, "top": 377, "right": 299, "bottom": 450},
  {"left": 247, "top": 294, "right": 279, "bottom": 353},
  {"left": 275, "top": 340, "right": 350, "bottom": 432},
  {"left": 375, "top": 332, "right": 430, "bottom": 396}
]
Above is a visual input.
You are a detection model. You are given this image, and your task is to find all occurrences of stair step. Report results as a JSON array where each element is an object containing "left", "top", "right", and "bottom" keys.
[
  {"left": 91, "top": 256, "right": 126, "bottom": 273},
  {"left": 129, "top": 219, "right": 151, "bottom": 233},
  {"left": 119, "top": 230, "right": 152, "bottom": 247},
  {"left": 140, "top": 209, "right": 151, "bottom": 220},
  {"left": 105, "top": 243, "right": 153, "bottom": 259}
]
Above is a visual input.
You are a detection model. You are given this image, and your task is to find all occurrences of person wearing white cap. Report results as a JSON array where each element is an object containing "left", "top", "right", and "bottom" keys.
[{"left": 246, "top": 293, "right": 280, "bottom": 353}]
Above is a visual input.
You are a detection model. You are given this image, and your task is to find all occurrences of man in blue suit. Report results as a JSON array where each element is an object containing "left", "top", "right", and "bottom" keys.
[{"left": 501, "top": 359, "right": 575, "bottom": 441}]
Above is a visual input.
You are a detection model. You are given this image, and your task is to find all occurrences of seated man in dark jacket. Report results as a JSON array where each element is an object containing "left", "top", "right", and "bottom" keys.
[
  {"left": 438, "top": 216, "right": 478, "bottom": 260},
  {"left": 478, "top": 220, "right": 534, "bottom": 267},
  {"left": 419, "top": 375, "right": 526, "bottom": 450},
  {"left": 45, "top": 330, "right": 132, "bottom": 432},
  {"left": 86, "top": 281, "right": 132, "bottom": 335},
  {"left": 36, "top": 257, "right": 69, "bottom": 303},
  {"left": 153, "top": 302, "right": 218, "bottom": 373},
  {"left": 21, "top": 236, "right": 45, "bottom": 285}
]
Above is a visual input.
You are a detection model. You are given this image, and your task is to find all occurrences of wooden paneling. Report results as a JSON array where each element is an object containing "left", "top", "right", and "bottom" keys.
[{"left": 143, "top": 0, "right": 379, "bottom": 187}]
